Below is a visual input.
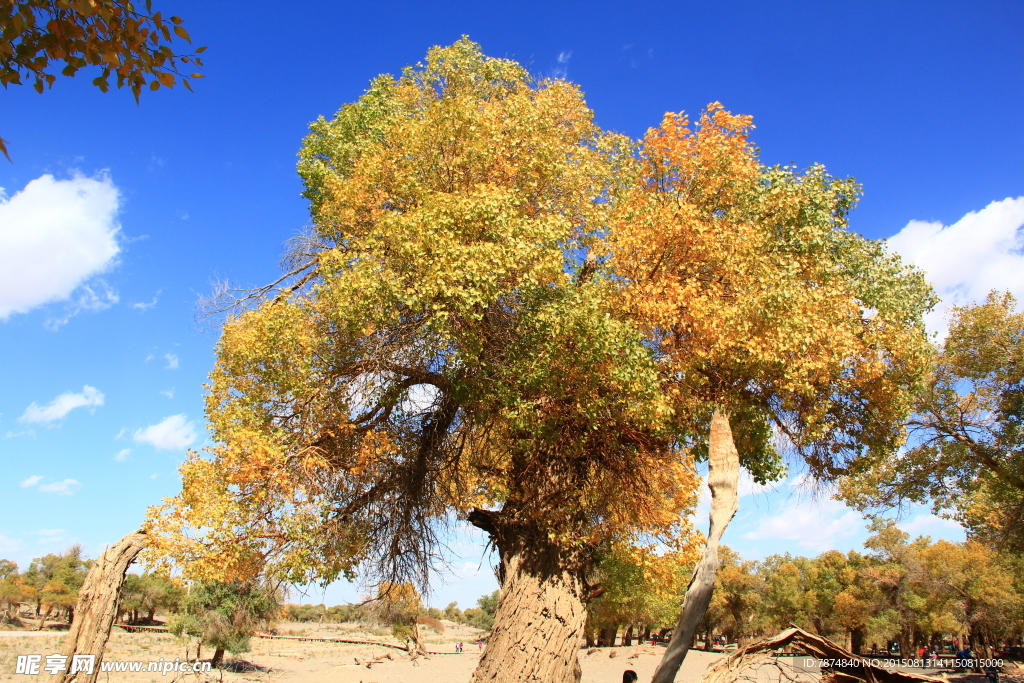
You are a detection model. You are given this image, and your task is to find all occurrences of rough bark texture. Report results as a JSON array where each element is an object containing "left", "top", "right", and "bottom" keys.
[
  {"left": 468, "top": 511, "right": 588, "bottom": 683},
  {"left": 652, "top": 410, "right": 740, "bottom": 683},
  {"left": 47, "top": 530, "right": 148, "bottom": 683}
]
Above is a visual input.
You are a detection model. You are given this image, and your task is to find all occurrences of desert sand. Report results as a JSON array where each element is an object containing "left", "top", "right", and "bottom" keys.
[{"left": 0, "top": 622, "right": 725, "bottom": 683}]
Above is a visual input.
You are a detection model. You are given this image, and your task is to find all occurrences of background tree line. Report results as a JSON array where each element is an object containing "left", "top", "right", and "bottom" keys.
[
  {"left": 282, "top": 588, "right": 499, "bottom": 632},
  {"left": 0, "top": 549, "right": 496, "bottom": 665},
  {"left": 585, "top": 523, "right": 1023, "bottom": 658}
]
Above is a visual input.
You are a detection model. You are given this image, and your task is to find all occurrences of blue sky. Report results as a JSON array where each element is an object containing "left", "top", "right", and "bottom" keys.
[{"left": 1, "top": 0, "right": 1022, "bottom": 610}]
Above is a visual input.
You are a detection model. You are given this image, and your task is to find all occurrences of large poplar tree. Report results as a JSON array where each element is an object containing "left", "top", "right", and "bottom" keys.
[
  {"left": 149, "top": 40, "right": 936, "bottom": 683},
  {"left": 149, "top": 38, "right": 698, "bottom": 683}
]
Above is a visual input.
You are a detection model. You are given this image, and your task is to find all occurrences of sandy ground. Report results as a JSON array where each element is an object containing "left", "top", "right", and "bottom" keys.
[
  {"left": 0, "top": 622, "right": 722, "bottom": 683},
  {"left": 1, "top": 624, "right": 1020, "bottom": 683}
]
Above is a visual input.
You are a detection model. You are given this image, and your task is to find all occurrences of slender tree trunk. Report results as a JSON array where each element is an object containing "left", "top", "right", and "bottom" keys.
[
  {"left": 46, "top": 530, "right": 148, "bottom": 683},
  {"left": 411, "top": 622, "right": 428, "bottom": 656},
  {"left": 622, "top": 623, "right": 634, "bottom": 646},
  {"left": 468, "top": 511, "right": 589, "bottom": 683},
  {"left": 652, "top": 410, "right": 740, "bottom": 683},
  {"left": 35, "top": 606, "right": 52, "bottom": 631}
]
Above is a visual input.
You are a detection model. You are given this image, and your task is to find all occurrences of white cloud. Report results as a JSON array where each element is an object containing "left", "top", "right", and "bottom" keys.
[
  {"left": 886, "top": 197, "right": 1024, "bottom": 335},
  {"left": 402, "top": 383, "right": 440, "bottom": 412},
  {"left": 738, "top": 470, "right": 779, "bottom": 499},
  {"left": 0, "top": 173, "right": 121, "bottom": 321},
  {"left": 114, "top": 448, "right": 131, "bottom": 462},
  {"left": 742, "top": 497, "right": 862, "bottom": 552},
  {"left": 32, "top": 529, "right": 67, "bottom": 544},
  {"left": 37, "top": 479, "right": 82, "bottom": 496},
  {"left": 19, "top": 475, "right": 42, "bottom": 488},
  {"left": 33, "top": 529, "right": 64, "bottom": 537},
  {"left": 0, "top": 534, "right": 22, "bottom": 554},
  {"left": 164, "top": 353, "right": 179, "bottom": 370},
  {"left": 19, "top": 385, "right": 104, "bottom": 424},
  {"left": 45, "top": 279, "right": 119, "bottom": 330},
  {"left": 898, "top": 513, "right": 964, "bottom": 540},
  {"left": 131, "top": 293, "right": 160, "bottom": 311},
  {"left": 160, "top": 389, "right": 175, "bottom": 399},
  {"left": 133, "top": 414, "right": 196, "bottom": 450},
  {"left": 552, "top": 50, "right": 573, "bottom": 79}
]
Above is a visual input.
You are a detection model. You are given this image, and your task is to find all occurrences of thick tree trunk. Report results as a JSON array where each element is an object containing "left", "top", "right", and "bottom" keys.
[
  {"left": 46, "top": 530, "right": 148, "bottom": 683},
  {"left": 600, "top": 626, "right": 618, "bottom": 647},
  {"left": 847, "top": 626, "right": 864, "bottom": 655},
  {"left": 211, "top": 648, "right": 225, "bottom": 668},
  {"left": 652, "top": 410, "right": 740, "bottom": 683},
  {"left": 468, "top": 511, "right": 589, "bottom": 683},
  {"left": 622, "top": 624, "right": 634, "bottom": 646}
]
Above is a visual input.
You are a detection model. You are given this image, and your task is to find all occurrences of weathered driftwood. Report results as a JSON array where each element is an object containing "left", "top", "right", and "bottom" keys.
[
  {"left": 653, "top": 411, "right": 741, "bottom": 683},
  {"left": 699, "top": 627, "right": 944, "bottom": 683},
  {"left": 354, "top": 652, "right": 394, "bottom": 668},
  {"left": 47, "top": 530, "right": 148, "bottom": 683}
]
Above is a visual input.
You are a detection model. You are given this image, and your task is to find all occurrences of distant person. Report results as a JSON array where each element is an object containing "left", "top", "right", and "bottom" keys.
[
  {"left": 623, "top": 671, "right": 638, "bottom": 683},
  {"left": 984, "top": 661, "right": 1000, "bottom": 683}
]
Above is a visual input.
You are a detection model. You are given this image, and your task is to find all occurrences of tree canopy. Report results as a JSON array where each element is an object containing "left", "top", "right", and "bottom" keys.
[
  {"left": 149, "top": 35, "right": 697, "bottom": 589},
  {"left": 610, "top": 106, "right": 936, "bottom": 482},
  {"left": 840, "top": 292, "right": 1024, "bottom": 549},
  {"left": 0, "top": 0, "right": 204, "bottom": 159},
  {"left": 168, "top": 579, "right": 279, "bottom": 668}
]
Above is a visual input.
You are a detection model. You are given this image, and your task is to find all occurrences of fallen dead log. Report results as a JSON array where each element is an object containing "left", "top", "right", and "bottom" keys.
[
  {"left": 699, "top": 627, "right": 944, "bottom": 683},
  {"left": 354, "top": 652, "right": 394, "bottom": 668}
]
